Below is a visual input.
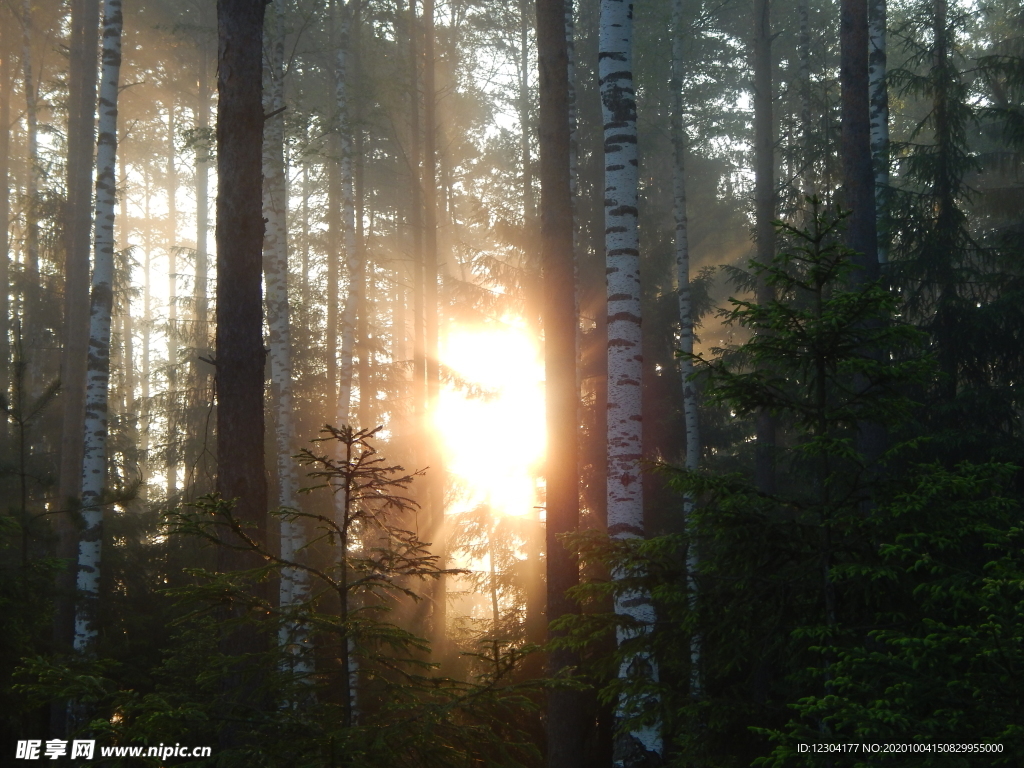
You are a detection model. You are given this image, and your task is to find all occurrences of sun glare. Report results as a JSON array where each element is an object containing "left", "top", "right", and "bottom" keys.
[{"left": 435, "top": 322, "right": 545, "bottom": 517}]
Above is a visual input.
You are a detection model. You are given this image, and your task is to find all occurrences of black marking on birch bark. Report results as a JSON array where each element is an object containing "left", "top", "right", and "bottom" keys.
[
  {"left": 608, "top": 523, "right": 645, "bottom": 537},
  {"left": 609, "top": 205, "right": 638, "bottom": 217},
  {"left": 607, "top": 247, "right": 639, "bottom": 258},
  {"left": 619, "top": 594, "right": 653, "bottom": 609}
]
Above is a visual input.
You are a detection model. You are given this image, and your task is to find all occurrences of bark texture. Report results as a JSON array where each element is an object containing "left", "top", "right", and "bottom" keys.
[
  {"left": 262, "top": 0, "right": 310, "bottom": 670},
  {"left": 73, "top": 0, "right": 123, "bottom": 655},
  {"left": 671, "top": 0, "right": 701, "bottom": 701},
  {"left": 840, "top": 0, "right": 878, "bottom": 278},
  {"left": 868, "top": 0, "right": 889, "bottom": 265},
  {"left": 600, "top": 0, "right": 661, "bottom": 762},
  {"left": 537, "top": 0, "right": 585, "bottom": 762},
  {"left": 753, "top": 0, "right": 776, "bottom": 495}
]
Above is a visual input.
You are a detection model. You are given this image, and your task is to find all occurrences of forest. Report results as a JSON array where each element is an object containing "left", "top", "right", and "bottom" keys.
[{"left": 2, "top": 0, "right": 1024, "bottom": 763}]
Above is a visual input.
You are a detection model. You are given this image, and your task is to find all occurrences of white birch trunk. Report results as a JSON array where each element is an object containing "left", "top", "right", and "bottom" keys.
[
  {"left": 600, "top": 0, "right": 661, "bottom": 762},
  {"left": 333, "top": 0, "right": 360, "bottom": 424},
  {"left": 73, "top": 0, "right": 123, "bottom": 654},
  {"left": 262, "top": 0, "right": 311, "bottom": 675},
  {"left": 671, "top": 0, "right": 701, "bottom": 702},
  {"left": 868, "top": 0, "right": 889, "bottom": 265}
]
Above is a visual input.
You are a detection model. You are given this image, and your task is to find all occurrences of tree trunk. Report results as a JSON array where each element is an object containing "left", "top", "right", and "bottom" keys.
[
  {"left": 753, "top": 0, "right": 776, "bottom": 495},
  {"left": 538, "top": 0, "right": 585, "bottom": 761},
  {"left": 21, "top": 0, "right": 40, "bottom": 355},
  {"left": 188, "top": 18, "right": 213, "bottom": 496},
  {"left": 72, "top": 0, "right": 123, "bottom": 655},
  {"left": 166, "top": 104, "right": 179, "bottom": 498},
  {"left": 215, "top": 0, "right": 269, "bottom": 742},
  {"left": 263, "top": 0, "right": 311, "bottom": 672},
  {"left": 840, "top": 0, "right": 878, "bottom": 278},
  {"left": 333, "top": 0, "right": 361, "bottom": 426},
  {"left": 868, "top": 0, "right": 888, "bottom": 265},
  {"left": 421, "top": 0, "right": 446, "bottom": 658},
  {"left": 1, "top": 1, "right": 14, "bottom": 471},
  {"left": 58, "top": 0, "right": 101, "bottom": 516},
  {"left": 599, "top": 0, "right": 660, "bottom": 763},
  {"left": 798, "top": 0, "right": 813, "bottom": 202},
  {"left": 671, "top": 0, "right": 701, "bottom": 702}
]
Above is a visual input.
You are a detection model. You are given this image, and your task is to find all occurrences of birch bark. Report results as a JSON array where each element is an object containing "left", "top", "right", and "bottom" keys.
[
  {"left": 600, "top": 0, "right": 661, "bottom": 762},
  {"left": 262, "top": 0, "right": 310, "bottom": 671},
  {"left": 73, "top": 0, "right": 123, "bottom": 654}
]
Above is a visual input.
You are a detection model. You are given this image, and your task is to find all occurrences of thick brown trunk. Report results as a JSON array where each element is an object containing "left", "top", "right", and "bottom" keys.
[
  {"left": 753, "top": 0, "right": 776, "bottom": 494},
  {"left": 538, "top": 0, "right": 585, "bottom": 762},
  {"left": 215, "top": 0, "right": 268, "bottom": 746}
]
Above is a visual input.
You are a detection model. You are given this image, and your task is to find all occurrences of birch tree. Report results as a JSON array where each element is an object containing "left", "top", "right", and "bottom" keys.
[
  {"left": 262, "top": 0, "right": 310, "bottom": 672},
  {"left": 73, "top": 0, "right": 123, "bottom": 654},
  {"left": 600, "top": 0, "right": 661, "bottom": 762}
]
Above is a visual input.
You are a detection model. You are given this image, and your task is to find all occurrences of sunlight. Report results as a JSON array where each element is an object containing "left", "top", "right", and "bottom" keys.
[{"left": 435, "top": 322, "right": 545, "bottom": 518}]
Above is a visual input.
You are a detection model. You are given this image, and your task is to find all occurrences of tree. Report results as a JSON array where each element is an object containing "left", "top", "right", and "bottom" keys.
[
  {"left": 670, "top": 0, "right": 700, "bottom": 707},
  {"left": 262, "top": 0, "right": 310, "bottom": 668},
  {"left": 599, "top": 0, "right": 661, "bottom": 762},
  {"left": 840, "top": 0, "right": 878, "bottom": 278},
  {"left": 72, "top": 0, "right": 124, "bottom": 656},
  {"left": 753, "top": 0, "right": 776, "bottom": 494},
  {"left": 214, "top": 0, "right": 269, "bottom": 747},
  {"left": 538, "top": 0, "right": 585, "bottom": 762},
  {"left": 868, "top": 0, "right": 889, "bottom": 265}
]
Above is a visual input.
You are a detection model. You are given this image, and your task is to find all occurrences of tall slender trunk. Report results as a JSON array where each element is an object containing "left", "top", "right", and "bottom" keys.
[
  {"left": 215, "top": 0, "right": 269, "bottom": 746},
  {"left": 355, "top": 128, "right": 372, "bottom": 429},
  {"left": 188, "top": 21, "right": 213, "bottom": 495},
  {"left": 840, "top": 0, "right": 878, "bottom": 278},
  {"left": 58, "top": 0, "right": 101, "bottom": 516},
  {"left": 519, "top": 0, "right": 533, "bottom": 222},
  {"left": 21, "top": 0, "right": 40, "bottom": 360},
  {"left": 538, "top": 0, "right": 584, "bottom": 760},
  {"left": 600, "top": 0, "right": 660, "bottom": 763},
  {"left": 868, "top": 0, "right": 888, "bottom": 265},
  {"left": 798, "top": 0, "right": 813, "bottom": 202},
  {"left": 141, "top": 180, "right": 152, "bottom": 479},
  {"left": 72, "top": 0, "right": 123, "bottom": 655},
  {"left": 753, "top": 0, "right": 776, "bottom": 495},
  {"left": 671, "top": 0, "right": 701, "bottom": 702},
  {"left": 166, "top": 105, "right": 179, "bottom": 498},
  {"left": 421, "top": 0, "right": 446, "bottom": 657},
  {"left": 262, "top": 0, "right": 310, "bottom": 670},
  {"left": 1, "top": 8, "right": 14, "bottom": 451},
  {"left": 408, "top": 0, "right": 425, "bottom": 438},
  {"left": 333, "top": 0, "right": 360, "bottom": 422}
]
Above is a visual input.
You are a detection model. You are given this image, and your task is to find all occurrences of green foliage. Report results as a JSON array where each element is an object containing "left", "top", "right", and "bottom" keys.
[{"left": 17, "top": 427, "right": 540, "bottom": 767}]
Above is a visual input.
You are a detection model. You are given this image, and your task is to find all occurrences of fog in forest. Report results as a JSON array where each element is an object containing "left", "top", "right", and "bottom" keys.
[{"left": 3, "top": 0, "right": 1024, "bottom": 764}]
